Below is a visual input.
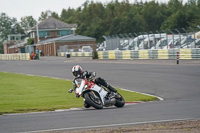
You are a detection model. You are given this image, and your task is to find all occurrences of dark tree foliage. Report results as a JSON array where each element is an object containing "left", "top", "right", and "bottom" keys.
[
  {"left": 58, "top": 0, "right": 200, "bottom": 43},
  {"left": 38, "top": 10, "right": 59, "bottom": 21}
]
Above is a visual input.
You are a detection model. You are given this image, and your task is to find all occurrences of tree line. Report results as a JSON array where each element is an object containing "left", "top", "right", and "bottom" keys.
[{"left": 0, "top": 0, "right": 200, "bottom": 53}]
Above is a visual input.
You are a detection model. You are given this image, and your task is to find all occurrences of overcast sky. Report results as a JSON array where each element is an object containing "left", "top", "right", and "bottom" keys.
[{"left": 0, "top": 0, "right": 188, "bottom": 21}]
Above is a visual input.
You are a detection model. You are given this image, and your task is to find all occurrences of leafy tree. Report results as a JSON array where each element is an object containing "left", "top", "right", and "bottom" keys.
[
  {"left": 38, "top": 0, "right": 200, "bottom": 42},
  {"left": 185, "top": 0, "right": 200, "bottom": 28},
  {"left": 141, "top": 1, "right": 167, "bottom": 31},
  {"left": 52, "top": 12, "right": 59, "bottom": 19},
  {"left": 60, "top": 8, "right": 76, "bottom": 23},
  {"left": 1, "top": 0, "right": 199, "bottom": 48},
  {"left": 109, "top": 17, "right": 121, "bottom": 35},
  {"left": 161, "top": 10, "right": 187, "bottom": 29},
  {"left": 0, "top": 13, "right": 23, "bottom": 53},
  {"left": 38, "top": 11, "right": 48, "bottom": 21},
  {"left": 38, "top": 10, "right": 59, "bottom": 21},
  {"left": 198, "top": 0, "right": 200, "bottom": 7},
  {"left": 167, "top": 0, "right": 183, "bottom": 14},
  {"left": 27, "top": 38, "right": 34, "bottom": 45},
  {"left": 20, "top": 16, "right": 36, "bottom": 35}
]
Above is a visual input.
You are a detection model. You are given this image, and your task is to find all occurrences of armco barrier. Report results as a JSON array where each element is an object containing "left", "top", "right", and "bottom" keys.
[
  {"left": 168, "top": 49, "right": 179, "bottom": 59},
  {"left": 97, "top": 48, "right": 200, "bottom": 60},
  {"left": 0, "top": 53, "right": 30, "bottom": 60},
  {"left": 192, "top": 49, "right": 200, "bottom": 59},
  {"left": 58, "top": 52, "right": 92, "bottom": 57},
  {"left": 148, "top": 50, "right": 157, "bottom": 59}
]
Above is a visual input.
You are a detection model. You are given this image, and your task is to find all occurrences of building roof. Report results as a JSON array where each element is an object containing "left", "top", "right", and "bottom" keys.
[
  {"left": 30, "top": 17, "right": 76, "bottom": 31},
  {"left": 8, "top": 34, "right": 96, "bottom": 49},
  {"left": 33, "top": 34, "right": 96, "bottom": 46}
]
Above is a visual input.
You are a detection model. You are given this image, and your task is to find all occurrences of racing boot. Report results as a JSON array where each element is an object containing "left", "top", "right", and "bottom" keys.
[
  {"left": 107, "top": 85, "right": 117, "bottom": 93},
  {"left": 107, "top": 85, "right": 121, "bottom": 99}
]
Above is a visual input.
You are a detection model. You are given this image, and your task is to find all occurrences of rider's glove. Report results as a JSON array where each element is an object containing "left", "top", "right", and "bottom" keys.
[
  {"left": 82, "top": 71, "right": 88, "bottom": 78},
  {"left": 68, "top": 89, "right": 73, "bottom": 93}
]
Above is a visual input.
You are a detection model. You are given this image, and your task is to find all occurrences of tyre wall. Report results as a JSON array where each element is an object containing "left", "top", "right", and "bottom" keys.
[
  {"left": 97, "top": 49, "right": 200, "bottom": 59},
  {"left": 58, "top": 52, "right": 92, "bottom": 57},
  {"left": 0, "top": 53, "right": 30, "bottom": 60}
]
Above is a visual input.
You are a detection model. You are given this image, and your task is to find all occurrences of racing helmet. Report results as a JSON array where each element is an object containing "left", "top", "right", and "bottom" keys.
[{"left": 72, "top": 65, "right": 83, "bottom": 77}]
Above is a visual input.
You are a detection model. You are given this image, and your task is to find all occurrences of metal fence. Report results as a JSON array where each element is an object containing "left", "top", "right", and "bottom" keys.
[{"left": 101, "top": 27, "right": 200, "bottom": 51}]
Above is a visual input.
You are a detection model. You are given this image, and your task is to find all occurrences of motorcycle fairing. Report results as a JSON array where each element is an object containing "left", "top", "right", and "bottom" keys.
[
  {"left": 88, "top": 84, "right": 108, "bottom": 105},
  {"left": 75, "top": 79, "right": 108, "bottom": 105}
]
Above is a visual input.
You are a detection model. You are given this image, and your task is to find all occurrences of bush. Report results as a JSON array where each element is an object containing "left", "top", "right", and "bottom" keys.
[
  {"left": 27, "top": 38, "right": 34, "bottom": 45},
  {"left": 92, "top": 51, "right": 98, "bottom": 59}
]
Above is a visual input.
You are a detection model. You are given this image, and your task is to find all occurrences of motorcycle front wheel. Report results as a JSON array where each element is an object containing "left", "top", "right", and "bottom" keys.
[{"left": 84, "top": 92, "right": 103, "bottom": 109}]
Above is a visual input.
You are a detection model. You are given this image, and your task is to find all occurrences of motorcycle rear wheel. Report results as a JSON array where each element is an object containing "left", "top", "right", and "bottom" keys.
[
  {"left": 114, "top": 93, "right": 125, "bottom": 107},
  {"left": 84, "top": 92, "right": 103, "bottom": 109}
]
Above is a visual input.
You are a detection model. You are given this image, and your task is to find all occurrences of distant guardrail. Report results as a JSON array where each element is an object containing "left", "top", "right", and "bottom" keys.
[
  {"left": 58, "top": 52, "right": 92, "bottom": 57},
  {"left": 58, "top": 49, "right": 200, "bottom": 59},
  {"left": 0, "top": 53, "right": 30, "bottom": 60},
  {"left": 97, "top": 49, "right": 200, "bottom": 59}
]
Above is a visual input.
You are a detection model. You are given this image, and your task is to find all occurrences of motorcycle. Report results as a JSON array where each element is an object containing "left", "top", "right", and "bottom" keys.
[{"left": 68, "top": 72, "right": 125, "bottom": 109}]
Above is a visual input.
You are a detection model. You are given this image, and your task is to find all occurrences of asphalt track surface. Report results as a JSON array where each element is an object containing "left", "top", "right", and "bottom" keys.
[{"left": 0, "top": 57, "right": 200, "bottom": 133}]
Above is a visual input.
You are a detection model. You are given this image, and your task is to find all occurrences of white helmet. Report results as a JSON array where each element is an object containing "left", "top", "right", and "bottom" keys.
[{"left": 72, "top": 65, "right": 83, "bottom": 77}]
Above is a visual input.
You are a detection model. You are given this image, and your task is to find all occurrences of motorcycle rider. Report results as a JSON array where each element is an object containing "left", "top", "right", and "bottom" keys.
[{"left": 69, "top": 65, "right": 119, "bottom": 107}]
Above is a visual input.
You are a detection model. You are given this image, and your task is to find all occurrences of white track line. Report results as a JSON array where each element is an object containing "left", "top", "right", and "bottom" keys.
[
  {"left": 24, "top": 118, "right": 199, "bottom": 133},
  {"left": 119, "top": 88, "right": 164, "bottom": 101},
  {"left": 1, "top": 71, "right": 71, "bottom": 81}
]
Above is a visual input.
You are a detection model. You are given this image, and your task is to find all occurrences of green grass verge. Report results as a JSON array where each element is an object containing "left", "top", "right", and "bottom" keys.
[{"left": 0, "top": 72, "right": 157, "bottom": 114}]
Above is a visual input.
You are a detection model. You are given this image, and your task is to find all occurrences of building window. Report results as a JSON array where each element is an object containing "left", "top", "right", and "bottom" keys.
[
  {"left": 16, "top": 36, "right": 20, "bottom": 40},
  {"left": 39, "top": 31, "right": 50, "bottom": 37},
  {"left": 10, "top": 36, "right": 15, "bottom": 40},
  {"left": 57, "top": 30, "right": 71, "bottom": 36}
]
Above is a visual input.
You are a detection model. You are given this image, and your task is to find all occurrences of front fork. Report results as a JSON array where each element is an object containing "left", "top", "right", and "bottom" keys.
[{"left": 91, "top": 91, "right": 100, "bottom": 100}]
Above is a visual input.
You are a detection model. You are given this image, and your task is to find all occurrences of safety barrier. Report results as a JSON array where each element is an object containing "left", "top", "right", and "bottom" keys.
[
  {"left": 97, "top": 49, "right": 200, "bottom": 60},
  {"left": 58, "top": 52, "right": 92, "bottom": 57},
  {"left": 0, "top": 53, "right": 30, "bottom": 60}
]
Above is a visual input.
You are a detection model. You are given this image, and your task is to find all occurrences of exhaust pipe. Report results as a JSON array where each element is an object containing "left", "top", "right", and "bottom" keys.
[{"left": 104, "top": 98, "right": 116, "bottom": 107}]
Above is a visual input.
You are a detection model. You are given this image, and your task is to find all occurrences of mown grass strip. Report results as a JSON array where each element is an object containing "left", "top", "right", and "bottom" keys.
[{"left": 0, "top": 72, "right": 157, "bottom": 114}]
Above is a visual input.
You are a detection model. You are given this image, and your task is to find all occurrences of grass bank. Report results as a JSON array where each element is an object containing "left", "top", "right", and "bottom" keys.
[{"left": 0, "top": 72, "right": 157, "bottom": 114}]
